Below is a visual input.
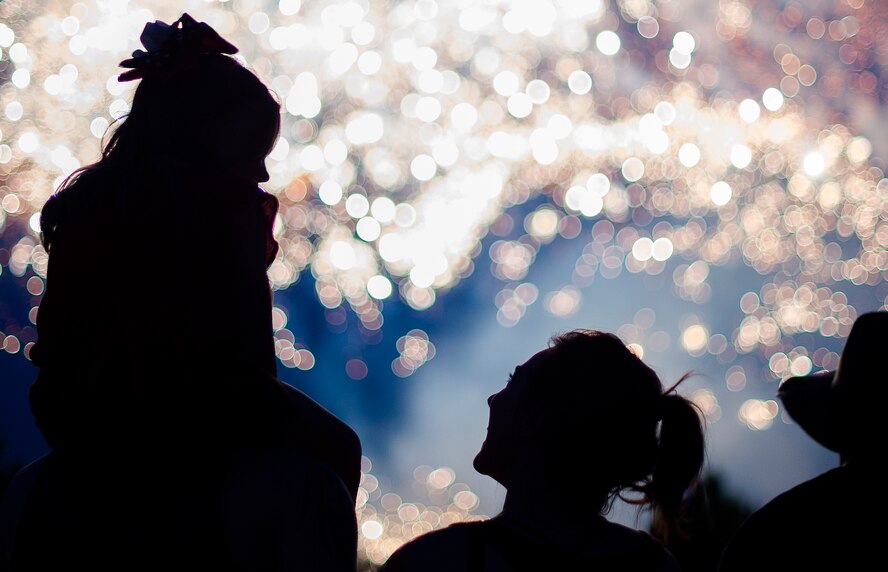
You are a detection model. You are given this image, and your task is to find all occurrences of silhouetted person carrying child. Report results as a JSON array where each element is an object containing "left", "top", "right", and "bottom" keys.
[
  {"left": 719, "top": 311, "right": 888, "bottom": 571},
  {"left": 0, "top": 14, "right": 359, "bottom": 571},
  {"left": 383, "top": 330, "right": 705, "bottom": 571}
]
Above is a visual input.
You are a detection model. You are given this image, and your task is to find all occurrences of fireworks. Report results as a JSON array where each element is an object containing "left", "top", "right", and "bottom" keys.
[
  {"left": 1, "top": 0, "right": 884, "bottom": 351},
  {"left": 1, "top": 0, "right": 887, "bottom": 558},
  {"left": 356, "top": 457, "right": 484, "bottom": 565}
]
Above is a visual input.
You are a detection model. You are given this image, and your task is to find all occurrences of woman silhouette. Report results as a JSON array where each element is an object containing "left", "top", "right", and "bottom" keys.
[
  {"left": 384, "top": 330, "right": 705, "bottom": 571},
  {"left": 1, "top": 14, "right": 359, "bottom": 570}
]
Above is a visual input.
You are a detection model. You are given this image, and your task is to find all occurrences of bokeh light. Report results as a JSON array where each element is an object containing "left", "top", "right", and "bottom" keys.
[{"left": 3, "top": 0, "right": 888, "bottom": 560}]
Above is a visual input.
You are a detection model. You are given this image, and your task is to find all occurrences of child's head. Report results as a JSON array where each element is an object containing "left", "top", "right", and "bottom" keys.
[
  {"left": 37, "top": 15, "right": 284, "bottom": 383},
  {"left": 103, "top": 16, "right": 280, "bottom": 182}
]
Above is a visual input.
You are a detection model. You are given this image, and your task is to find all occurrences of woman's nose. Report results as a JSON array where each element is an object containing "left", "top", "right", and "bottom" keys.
[{"left": 487, "top": 394, "right": 495, "bottom": 406}]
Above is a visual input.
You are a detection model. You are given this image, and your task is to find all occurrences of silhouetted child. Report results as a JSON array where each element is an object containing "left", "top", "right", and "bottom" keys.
[
  {"left": 0, "top": 14, "right": 359, "bottom": 570},
  {"left": 384, "top": 330, "right": 705, "bottom": 571},
  {"left": 719, "top": 312, "right": 888, "bottom": 571}
]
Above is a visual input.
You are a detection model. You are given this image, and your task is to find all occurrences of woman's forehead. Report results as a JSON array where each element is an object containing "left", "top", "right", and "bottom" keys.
[{"left": 516, "top": 348, "right": 552, "bottom": 376}]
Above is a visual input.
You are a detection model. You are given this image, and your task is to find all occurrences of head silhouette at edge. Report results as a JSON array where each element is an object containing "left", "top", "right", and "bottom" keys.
[{"left": 474, "top": 329, "right": 705, "bottom": 538}]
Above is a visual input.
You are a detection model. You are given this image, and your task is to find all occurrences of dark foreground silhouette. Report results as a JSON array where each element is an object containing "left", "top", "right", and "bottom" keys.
[
  {"left": 719, "top": 312, "right": 888, "bottom": 571},
  {"left": 0, "top": 14, "right": 359, "bottom": 571},
  {"left": 384, "top": 330, "right": 705, "bottom": 571},
  {"left": 652, "top": 473, "right": 752, "bottom": 572}
]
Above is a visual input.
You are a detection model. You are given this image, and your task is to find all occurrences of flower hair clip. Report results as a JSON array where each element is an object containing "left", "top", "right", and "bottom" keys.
[{"left": 118, "top": 13, "right": 238, "bottom": 83}]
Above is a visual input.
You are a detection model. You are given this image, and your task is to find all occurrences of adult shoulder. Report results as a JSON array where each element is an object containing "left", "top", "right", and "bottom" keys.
[
  {"left": 591, "top": 521, "right": 680, "bottom": 572},
  {"left": 223, "top": 448, "right": 357, "bottom": 572},
  {"left": 277, "top": 381, "right": 363, "bottom": 500},
  {"left": 719, "top": 467, "right": 854, "bottom": 572}
]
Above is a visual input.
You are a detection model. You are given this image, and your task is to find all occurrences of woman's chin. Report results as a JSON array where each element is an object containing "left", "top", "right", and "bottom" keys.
[{"left": 472, "top": 443, "right": 494, "bottom": 477}]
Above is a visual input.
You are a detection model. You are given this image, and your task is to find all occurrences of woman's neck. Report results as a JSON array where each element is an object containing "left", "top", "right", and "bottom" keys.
[{"left": 498, "top": 465, "right": 608, "bottom": 542}]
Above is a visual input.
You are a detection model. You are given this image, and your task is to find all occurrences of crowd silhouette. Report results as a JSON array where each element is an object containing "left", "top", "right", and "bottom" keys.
[{"left": 0, "top": 13, "right": 882, "bottom": 572}]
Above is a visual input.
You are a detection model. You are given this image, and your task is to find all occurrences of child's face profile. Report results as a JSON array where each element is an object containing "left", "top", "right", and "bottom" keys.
[
  {"left": 210, "top": 96, "right": 279, "bottom": 185},
  {"left": 228, "top": 154, "right": 270, "bottom": 184}
]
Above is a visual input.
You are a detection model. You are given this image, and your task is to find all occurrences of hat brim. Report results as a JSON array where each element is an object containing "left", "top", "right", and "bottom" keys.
[{"left": 777, "top": 372, "right": 841, "bottom": 453}]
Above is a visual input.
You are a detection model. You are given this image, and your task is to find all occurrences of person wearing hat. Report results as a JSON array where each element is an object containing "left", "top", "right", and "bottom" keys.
[{"left": 719, "top": 311, "right": 887, "bottom": 570}]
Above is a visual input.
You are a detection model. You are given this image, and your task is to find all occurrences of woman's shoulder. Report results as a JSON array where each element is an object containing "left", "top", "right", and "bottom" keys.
[
  {"left": 596, "top": 519, "right": 663, "bottom": 545},
  {"left": 384, "top": 518, "right": 678, "bottom": 572},
  {"left": 382, "top": 522, "right": 480, "bottom": 572},
  {"left": 593, "top": 520, "right": 677, "bottom": 566}
]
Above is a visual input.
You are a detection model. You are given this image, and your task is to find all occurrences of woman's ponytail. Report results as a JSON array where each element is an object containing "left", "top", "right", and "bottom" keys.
[
  {"left": 649, "top": 386, "right": 705, "bottom": 540},
  {"left": 536, "top": 331, "right": 706, "bottom": 540}
]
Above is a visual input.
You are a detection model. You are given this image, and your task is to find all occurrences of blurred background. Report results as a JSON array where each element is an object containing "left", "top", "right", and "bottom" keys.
[{"left": 1, "top": 0, "right": 886, "bottom": 568}]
